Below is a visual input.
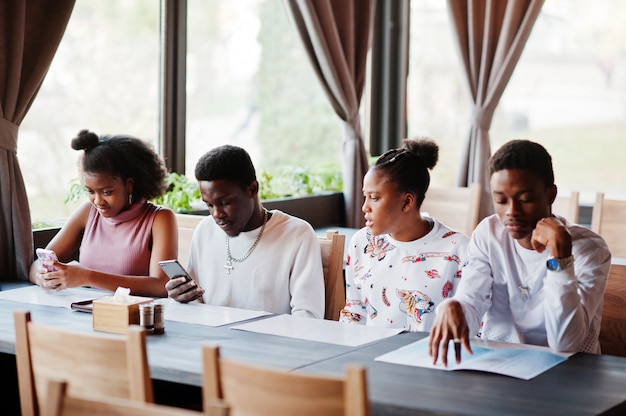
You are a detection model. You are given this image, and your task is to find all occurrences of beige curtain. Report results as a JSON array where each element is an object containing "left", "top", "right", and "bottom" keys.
[
  {"left": 0, "top": 0, "right": 75, "bottom": 281},
  {"left": 449, "top": 0, "right": 544, "bottom": 219},
  {"left": 283, "top": 0, "right": 373, "bottom": 228}
]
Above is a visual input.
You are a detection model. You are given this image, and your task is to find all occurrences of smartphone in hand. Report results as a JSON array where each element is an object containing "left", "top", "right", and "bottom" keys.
[
  {"left": 36, "top": 248, "right": 58, "bottom": 272},
  {"left": 159, "top": 259, "right": 193, "bottom": 282}
]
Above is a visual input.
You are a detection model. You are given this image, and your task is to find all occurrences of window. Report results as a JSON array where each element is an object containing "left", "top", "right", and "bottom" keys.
[
  {"left": 186, "top": 0, "right": 341, "bottom": 196},
  {"left": 406, "top": 0, "right": 469, "bottom": 188},
  {"left": 19, "top": 0, "right": 160, "bottom": 224},
  {"left": 21, "top": 0, "right": 343, "bottom": 224},
  {"left": 23, "top": 0, "right": 622, "bottom": 224},
  {"left": 497, "top": 0, "right": 626, "bottom": 203},
  {"left": 407, "top": 0, "right": 626, "bottom": 203}
]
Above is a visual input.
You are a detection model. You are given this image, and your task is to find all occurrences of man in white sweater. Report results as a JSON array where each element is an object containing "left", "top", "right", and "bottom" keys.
[
  {"left": 165, "top": 145, "right": 324, "bottom": 319},
  {"left": 429, "top": 140, "right": 611, "bottom": 366}
]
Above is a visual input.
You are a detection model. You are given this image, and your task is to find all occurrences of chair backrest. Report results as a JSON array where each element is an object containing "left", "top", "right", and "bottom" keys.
[
  {"left": 319, "top": 230, "right": 346, "bottom": 320},
  {"left": 421, "top": 182, "right": 481, "bottom": 237},
  {"left": 201, "top": 344, "right": 369, "bottom": 416},
  {"left": 552, "top": 191, "right": 580, "bottom": 224},
  {"left": 176, "top": 214, "right": 206, "bottom": 268},
  {"left": 599, "top": 263, "right": 626, "bottom": 357},
  {"left": 42, "top": 379, "right": 229, "bottom": 416},
  {"left": 14, "top": 310, "right": 153, "bottom": 416},
  {"left": 591, "top": 193, "right": 626, "bottom": 258}
]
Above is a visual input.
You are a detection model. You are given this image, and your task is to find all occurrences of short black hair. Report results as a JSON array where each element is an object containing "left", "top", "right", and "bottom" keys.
[
  {"left": 194, "top": 145, "right": 256, "bottom": 189},
  {"left": 372, "top": 137, "right": 439, "bottom": 206},
  {"left": 488, "top": 140, "right": 555, "bottom": 188},
  {"left": 71, "top": 129, "right": 168, "bottom": 200}
]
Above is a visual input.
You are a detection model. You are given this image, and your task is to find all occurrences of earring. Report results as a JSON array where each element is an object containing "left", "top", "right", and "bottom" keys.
[{"left": 128, "top": 193, "right": 133, "bottom": 205}]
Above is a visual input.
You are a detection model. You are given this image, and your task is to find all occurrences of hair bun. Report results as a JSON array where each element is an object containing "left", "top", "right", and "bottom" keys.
[
  {"left": 402, "top": 137, "right": 439, "bottom": 170},
  {"left": 71, "top": 129, "right": 100, "bottom": 151}
]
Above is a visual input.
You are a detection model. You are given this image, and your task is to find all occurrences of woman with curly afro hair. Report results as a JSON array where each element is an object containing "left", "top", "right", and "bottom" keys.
[{"left": 29, "top": 129, "right": 177, "bottom": 297}]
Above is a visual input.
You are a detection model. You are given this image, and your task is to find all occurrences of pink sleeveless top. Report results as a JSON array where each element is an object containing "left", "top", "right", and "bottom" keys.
[{"left": 79, "top": 200, "right": 161, "bottom": 276}]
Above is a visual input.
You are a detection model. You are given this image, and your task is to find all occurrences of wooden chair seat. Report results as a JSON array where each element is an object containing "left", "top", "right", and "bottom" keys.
[
  {"left": 599, "top": 263, "right": 626, "bottom": 357},
  {"left": 421, "top": 182, "right": 481, "bottom": 237},
  {"left": 202, "top": 344, "right": 369, "bottom": 416},
  {"left": 591, "top": 193, "right": 626, "bottom": 259},
  {"left": 319, "top": 230, "right": 346, "bottom": 320},
  {"left": 552, "top": 191, "right": 580, "bottom": 224},
  {"left": 14, "top": 310, "right": 153, "bottom": 416},
  {"left": 175, "top": 214, "right": 206, "bottom": 268}
]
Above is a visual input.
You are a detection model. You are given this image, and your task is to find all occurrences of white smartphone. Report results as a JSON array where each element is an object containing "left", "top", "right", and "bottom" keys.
[
  {"left": 159, "top": 259, "right": 193, "bottom": 282},
  {"left": 36, "top": 248, "right": 58, "bottom": 272}
]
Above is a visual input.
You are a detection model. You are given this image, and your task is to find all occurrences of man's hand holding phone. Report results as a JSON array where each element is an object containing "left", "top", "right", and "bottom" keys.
[{"left": 159, "top": 260, "right": 205, "bottom": 303}]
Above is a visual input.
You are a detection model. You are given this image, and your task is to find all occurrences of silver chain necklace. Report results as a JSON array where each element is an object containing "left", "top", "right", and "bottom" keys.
[{"left": 224, "top": 209, "right": 268, "bottom": 274}]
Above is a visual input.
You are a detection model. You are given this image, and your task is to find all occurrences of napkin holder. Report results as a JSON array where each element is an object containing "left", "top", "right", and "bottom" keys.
[{"left": 92, "top": 295, "right": 154, "bottom": 334}]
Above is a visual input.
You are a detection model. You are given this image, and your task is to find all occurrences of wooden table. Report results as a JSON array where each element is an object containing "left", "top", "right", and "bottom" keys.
[
  {"left": 0, "top": 295, "right": 354, "bottom": 385},
  {"left": 1, "top": 289, "right": 626, "bottom": 416},
  {"left": 297, "top": 331, "right": 626, "bottom": 416}
]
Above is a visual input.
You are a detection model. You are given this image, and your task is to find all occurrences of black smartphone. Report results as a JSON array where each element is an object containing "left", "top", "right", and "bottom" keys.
[
  {"left": 70, "top": 299, "right": 94, "bottom": 313},
  {"left": 159, "top": 260, "right": 193, "bottom": 282}
]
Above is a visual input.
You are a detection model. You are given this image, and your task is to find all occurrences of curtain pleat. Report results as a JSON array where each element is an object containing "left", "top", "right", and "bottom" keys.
[
  {"left": 449, "top": 0, "right": 544, "bottom": 220},
  {"left": 0, "top": 0, "right": 75, "bottom": 281},
  {"left": 284, "top": 0, "right": 372, "bottom": 228}
]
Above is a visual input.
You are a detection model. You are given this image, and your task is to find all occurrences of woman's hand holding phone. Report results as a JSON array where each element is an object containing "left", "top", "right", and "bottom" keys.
[
  {"left": 36, "top": 248, "right": 59, "bottom": 272},
  {"left": 35, "top": 248, "right": 65, "bottom": 290}
]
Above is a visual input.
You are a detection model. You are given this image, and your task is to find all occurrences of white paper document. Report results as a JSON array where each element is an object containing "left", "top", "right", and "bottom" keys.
[
  {"left": 163, "top": 298, "right": 272, "bottom": 327},
  {"left": 231, "top": 314, "right": 404, "bottom": 347},
  {"left": 375, "top": 337, "right": 567, "bottom": 380},
  {"left": 0, "top": 285, "right": 110, "bottom": 308}
]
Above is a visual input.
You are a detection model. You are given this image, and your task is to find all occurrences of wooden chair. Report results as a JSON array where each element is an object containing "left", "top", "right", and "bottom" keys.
[
  {"left": 43, "top": 379, "right": 229, "bottom": 416},
  {"left": 14, "top": 310, "right": 153, "bottom": 416},
  {"left": 201, "top": 344, "right": 369, "bottom": 416},
  {"left": 421, "top": 182, "right": 481, "bottom": 237},
  {"left": 319, "top": 230, "right": 346, "bottom": 321},
  {"left": 552, "top": 191, "right": 580, "bottom": 224},
  {"left": 175, "top": 214, "right": 206, "bottom": 268},
  {"left": 591, "top": 193, "right": 626, "bottom": 258},
  {"left": 599, "top": 263, "right": 626, "bottom": 357}
]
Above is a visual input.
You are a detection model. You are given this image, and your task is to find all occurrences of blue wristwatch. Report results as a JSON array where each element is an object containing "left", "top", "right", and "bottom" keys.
[{"left": 546, "top": 256, "right": 573, "bottom": 272}]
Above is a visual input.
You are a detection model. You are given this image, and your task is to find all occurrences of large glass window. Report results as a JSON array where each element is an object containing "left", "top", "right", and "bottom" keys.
[
  {"left": 19, "top": 0, "right": 160, "bottom": 224},
  {"left": 186, "top": 0, "right": 341, "bottom": 197},
  {"left": 21, "top": 0, "right": 344, "bottom": 224},
  {"left": 23, "top": 0, "right": 623, "bottom": 224},
  {"left": 497, "top": 0, "right": 626, "bottom": 203},
  {"left": 406, "top": 1, "right": 470, "bottom": 188},
  {"left": 407, "top": 0, "right": 626, "bottom": 203}
]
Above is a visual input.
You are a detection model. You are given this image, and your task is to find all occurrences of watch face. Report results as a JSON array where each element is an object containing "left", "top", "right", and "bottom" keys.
[{"left": 546, "top": 258, "right": 560, "bottom": 271}]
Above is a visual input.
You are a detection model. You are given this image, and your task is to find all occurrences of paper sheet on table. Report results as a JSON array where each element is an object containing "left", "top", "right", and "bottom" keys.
[
  {"left": 0, "top": 285, "right": 110, "bottom": 308},
  {"left": 231, "top": 314, "right": 404, "bottom": 347},
  {"left": 375, "top": 337, "right": 568, "bottom": 380},
  {"left": 163, "top": 298, "right": 271, "bottom": 326}
]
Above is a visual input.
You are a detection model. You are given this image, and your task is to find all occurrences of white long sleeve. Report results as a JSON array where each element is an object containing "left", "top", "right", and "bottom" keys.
[{"left": 452, "top": 214, "right": 610, "bottom": 353}]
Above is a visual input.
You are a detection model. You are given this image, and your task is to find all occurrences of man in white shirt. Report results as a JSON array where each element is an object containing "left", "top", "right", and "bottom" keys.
[
  {"left": 165, "top": 145, "right": 324, "bottom": 319},
  {"left": 429, "top": 140, "right": 611, "bottom": 366}
]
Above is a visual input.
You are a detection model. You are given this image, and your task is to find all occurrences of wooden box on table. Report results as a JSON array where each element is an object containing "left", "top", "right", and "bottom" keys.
[{"left": 92, "top": 295, "right": 153, "bottom": 334}]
